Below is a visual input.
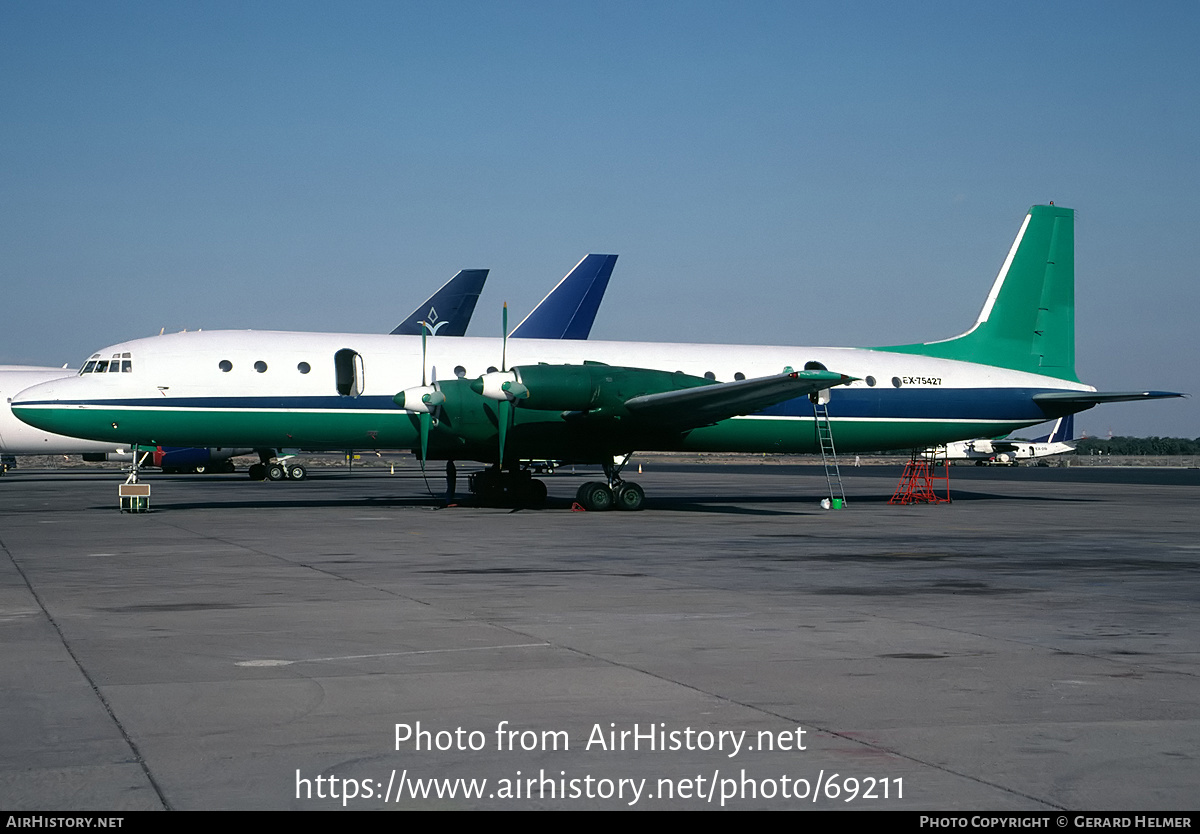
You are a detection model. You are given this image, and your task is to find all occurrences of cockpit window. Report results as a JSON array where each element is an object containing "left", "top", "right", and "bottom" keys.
[{"left": 79, "top": 352, "right": 133, "bottom": 374}]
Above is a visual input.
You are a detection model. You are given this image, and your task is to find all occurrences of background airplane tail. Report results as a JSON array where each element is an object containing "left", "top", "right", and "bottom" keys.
[
  {"left": 882, "top": 204, "right": 1078, "bottom": 382},
  {"left": 510, "top": 254, "right": 617, "bottom": 340},
  {"left": 391, "top": 269, "right": 488, "bottom": 336},
  {"left": 1032, "top": 414, "right": 1075, "bottom": 443}
]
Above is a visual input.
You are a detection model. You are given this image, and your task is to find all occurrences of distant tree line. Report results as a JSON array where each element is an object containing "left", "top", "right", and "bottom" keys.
[{"left": 1073, "top": 437, "right": 1200, "bottom": 455}]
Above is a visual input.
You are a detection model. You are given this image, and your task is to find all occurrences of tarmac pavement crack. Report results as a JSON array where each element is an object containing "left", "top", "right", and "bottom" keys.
[{"left": 0, "top": 535, "right": 173, "bottom": 811}]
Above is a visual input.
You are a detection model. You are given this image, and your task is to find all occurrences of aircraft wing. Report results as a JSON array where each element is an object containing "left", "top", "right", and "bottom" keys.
[
  {"left": 391, "top": 269, "right": 488, "bottom": 336},
  {"left": 509, "top": 255, "right": 617, "bottom": 339},
  {"left": 623, "top": 369, "right": 855, "bottom": 429}
]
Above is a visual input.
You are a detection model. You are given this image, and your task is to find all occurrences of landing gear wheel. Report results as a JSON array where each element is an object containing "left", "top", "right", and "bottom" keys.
[
  {"left": 288, "top": 464, "right": 307, "bottom": 481},
  {"left": 614, "top": 482, "right": 645, "bottom": 511},
  {"left": 468, "top": 469, "right": 546, "bottom": 506},
  {"left": 524, "top": 478, "right": 547, "bottom": 506},
  {"left": 248, "top": 463, "right": 266, "bottom": 481},
  {"left": 578, "top": 481, "right": 614, "bottom": 511},
  {"left": 266, "top": 464, "right": 286, "bottom": 481}
]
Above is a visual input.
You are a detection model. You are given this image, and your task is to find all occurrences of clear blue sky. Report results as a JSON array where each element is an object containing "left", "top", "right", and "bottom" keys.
[{"left": 3, "top": 1, "right": 1197, "bottom": 437}]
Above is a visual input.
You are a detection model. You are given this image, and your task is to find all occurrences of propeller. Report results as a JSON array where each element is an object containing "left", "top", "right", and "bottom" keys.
[
  {"left": 394, "top": 321, "right": 446, "bottom": 469},
  {"left": 470, "top": 303, "right": 528, "bottom": 466}
]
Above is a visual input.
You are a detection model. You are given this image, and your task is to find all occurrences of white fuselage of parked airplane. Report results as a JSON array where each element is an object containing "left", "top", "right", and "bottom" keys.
[
  {"left": 10, "top": 205, "right": 1178, "bottom": 472},
  {"left": 9, "top": 330, "right": 1096, "bottom": 460}
]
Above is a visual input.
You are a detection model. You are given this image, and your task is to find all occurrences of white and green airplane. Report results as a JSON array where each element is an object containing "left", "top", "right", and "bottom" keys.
[{"left": 12, "top": 205, "right": 1180, "bottom": 509}]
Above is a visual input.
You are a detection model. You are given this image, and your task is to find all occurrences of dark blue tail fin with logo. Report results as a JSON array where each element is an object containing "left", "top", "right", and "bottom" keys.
[{"left": 391, "top": 269, "right": 488, "bottom": 336}]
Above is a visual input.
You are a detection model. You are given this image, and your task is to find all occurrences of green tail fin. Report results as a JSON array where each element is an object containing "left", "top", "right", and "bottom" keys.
[{"left": 881, "top": 204, "right": 1078, "bottom": 382}]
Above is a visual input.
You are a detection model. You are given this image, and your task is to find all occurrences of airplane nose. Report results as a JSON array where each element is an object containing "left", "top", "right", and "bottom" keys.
[
  {"left": 10, "top": 380, "right": 69, "bottom": 431},
  {"left": 12, "top": 379, "right": 62, "bottom": 405}
]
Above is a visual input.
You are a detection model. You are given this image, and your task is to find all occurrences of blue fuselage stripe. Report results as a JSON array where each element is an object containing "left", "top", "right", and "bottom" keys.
[{"left": 18, "top": 387, "right": 1062, "bottom": 421}]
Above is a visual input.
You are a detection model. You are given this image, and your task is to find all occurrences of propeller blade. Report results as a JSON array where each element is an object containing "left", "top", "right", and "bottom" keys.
[
  {"left": 420, "top": 321, "right": 429, "bottom": 386},
  {"left": 501, "top": 303, "right": 508, "bottom": 373},
  {"left": 419, "top": 411, "right": 431, "bottom": 468},
  {"left": 498, "top": 398, "right": 510, "bottom": 466}
]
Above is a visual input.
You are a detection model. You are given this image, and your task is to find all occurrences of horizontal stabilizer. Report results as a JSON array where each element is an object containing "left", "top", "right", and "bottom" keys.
[
  {"left": 625, "top": 370, "right": 855, "bottom": 429},
  {"left": 391, "top": 269, "right": 488, "bottom": 336},
  {"left": 1033, "top": 390, "right": 1185, "bottom": 417}
]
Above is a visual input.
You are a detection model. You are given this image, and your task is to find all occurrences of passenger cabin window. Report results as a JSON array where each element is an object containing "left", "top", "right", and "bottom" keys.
[
  {"left": 297, "top": 362, "right": 311, "bottom": 374},
  {"left": 334, "top": 349, "right": 364, "bottom": 397},
  {"left": 219, "top": 360, "right": 233, "bottom": 373}
]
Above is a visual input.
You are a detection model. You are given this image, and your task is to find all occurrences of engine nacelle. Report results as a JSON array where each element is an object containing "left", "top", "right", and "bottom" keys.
[
  {"left": 470, "top": 371, "right": 530, "bottom": 403},
  {"left": 395, "top": 385, "right": 445, "bottom": 413},
  {"left": 505, "top": 365, "right": 598, "bottom": 411}
]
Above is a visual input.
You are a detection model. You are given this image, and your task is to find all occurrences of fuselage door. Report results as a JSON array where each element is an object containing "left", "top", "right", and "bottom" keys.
[{"left": 335, "top": 349, "right": 364, "bottom": 397}]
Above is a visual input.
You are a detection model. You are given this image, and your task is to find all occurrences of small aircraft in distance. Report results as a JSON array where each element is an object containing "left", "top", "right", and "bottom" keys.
[
  {"left": 13, "top": 205, "right": 1182, "bottom": 509},
  {"left": 927, "top": 415, "right": 1076, "bottom": 466}
]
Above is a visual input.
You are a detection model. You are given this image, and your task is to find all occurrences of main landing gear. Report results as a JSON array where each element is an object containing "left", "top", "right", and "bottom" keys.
[
  {"left": 575, "top": 453, "right": 644, "bottom": 512},
  {"left": 467, "top": 466, "right": 548, "bottom": 506},
  {"left": 463, "top": 454, "right": 645, "bottom": 511},
  {"left": 248, "top": 459, "right": 307, "bottom": 481}
]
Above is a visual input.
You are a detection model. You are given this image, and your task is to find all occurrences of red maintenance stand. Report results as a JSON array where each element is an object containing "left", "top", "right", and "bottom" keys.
[{"left": 889, "top": 449, "right": 951, "bottom": 505}]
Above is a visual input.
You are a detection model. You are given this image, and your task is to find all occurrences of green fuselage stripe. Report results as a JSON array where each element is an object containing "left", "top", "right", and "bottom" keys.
[{"left": 17, "top": 405, "right": 1039, "bottom": 461}]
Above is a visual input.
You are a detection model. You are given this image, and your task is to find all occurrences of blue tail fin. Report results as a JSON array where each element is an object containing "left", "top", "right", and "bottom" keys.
[
  {"left": 391, "top": 269, "right": 488, "bottom": 336},
  {"left": 1032, "top": 415, "right": 1074, "bottom": 443},
  {"left": 509, "top": 254, "right": 617, "bottom": 339}
]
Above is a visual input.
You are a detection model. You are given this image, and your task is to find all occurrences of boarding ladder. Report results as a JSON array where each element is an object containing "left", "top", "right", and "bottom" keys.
[{"left": 812, "top": 398, "right": 847, "bottom": 507}]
